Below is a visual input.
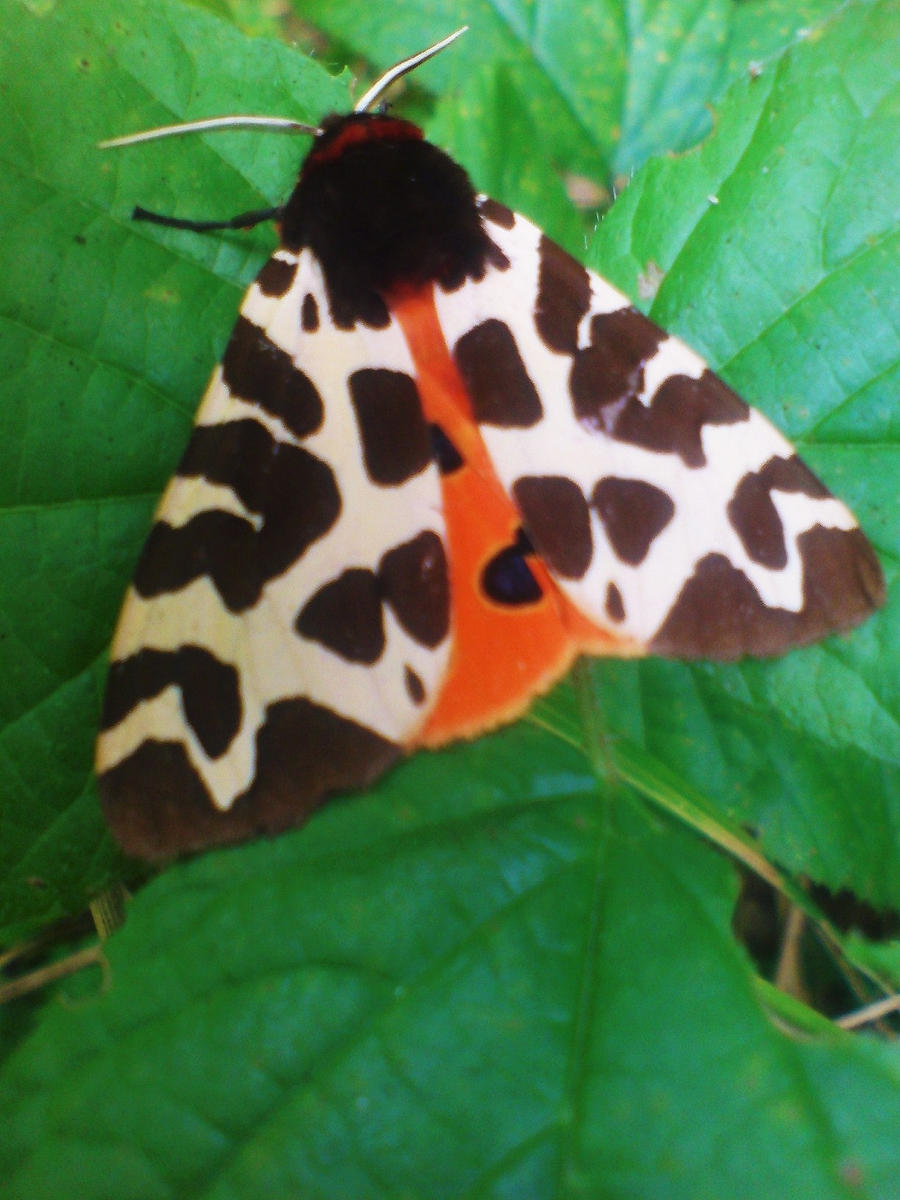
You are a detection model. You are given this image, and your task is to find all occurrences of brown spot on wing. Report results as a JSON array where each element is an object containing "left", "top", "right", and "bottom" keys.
[
  {"left": 728, "top": 455, "right": 832, "bottom": 569},
  {"left": 100, "top": 699, "right": 399, "bottom": 860},
  {"left": 762, "top": 455, "right": 831, "bottom": 499},
  {"left": 379, "top": 531, "right": 450, "bottom": 649},
  {"left": 348, "top": 368, "right": 431, "bottom": 486},
  {"left": 651, "top": 527, "right": 885, "bottom": 659},
  {"left": 133, "top": 512, "right": 261, "bottom": 611},
  {"left": 301, "top": 292, "right": 319, "bottom": 332},
  {"left": 535, "top": 235, "right": 591, "bottom": 355},
  {"left": 135, "top": 420, "right": 340, "bottom": 612},
  {"left": 605, "top": 583, "right": 626, "bottom": 623},
  {"left": 222, "top": 316, "right": 323, "bottom": 438},
  {"left": 800, "top": 525, "right": 885, "bottom": 630},
  {"left": 727, "top": 477, "right": 787, "bottom": 569},
  {"left": 454, "top": 320, "right": 543, "bottom": 428},
  {"left": 430, "top": 423, "right": 464, "bottom": 474},
  {"left": 238, "top": 697, "right": 399, "bottom": 832},
  {"left": 404, "top": 665, "right": 426, "bottom": 705},
  {"left": 99, "top": 741, "right": 220, "bottom": 860},
  {"left": 479, "top": 197, "right": 515, "bottom": 229},
  {"left": 256, "top": 256, "right": 297, "bottom": 298},
  {"left": 513, "top": 476, "right": 593, "bottom": 580},
  {"left": 485, "top": 240, "right": 511, "bottom": 273},
  {"left": 613, "top": 371, "right": 749, "bottom": 468},
  {"left": 593, "top": 477, "right": 675, "bottom": 566},
  {"left": 570, "top": 307, "right": 664, "bottom": 425},
  {"left": 102, "top": 646, "right": 240, "bottom": 758},
  {"left": 295, "top": 568, "right": 385, "bottom": 664}
]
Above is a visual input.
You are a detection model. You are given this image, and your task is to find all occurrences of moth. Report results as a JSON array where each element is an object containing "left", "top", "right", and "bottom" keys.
[{"left": 96, "top": 30, "right": 885, "bottom": 860}]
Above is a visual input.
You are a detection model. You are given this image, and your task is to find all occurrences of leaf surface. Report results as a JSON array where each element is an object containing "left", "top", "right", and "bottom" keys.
[{"left": 0, "top": 1, "right": 898, "bottom": 1196}]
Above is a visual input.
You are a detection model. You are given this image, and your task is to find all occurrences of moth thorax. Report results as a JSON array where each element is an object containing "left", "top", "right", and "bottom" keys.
[{"left": 280, "top": 115, "right": 493, "bottom": 302}]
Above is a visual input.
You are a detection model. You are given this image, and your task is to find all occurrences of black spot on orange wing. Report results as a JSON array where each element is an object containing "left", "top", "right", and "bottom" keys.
[
  {"left": 102, "top": 646, "right": 241, "bottom": 758},
  {"left": 592, "top": 477, "right": 675, "bottom": 566},
  {"left": 99, "top": 699, "right": 399, "bottom": 860},
  {"left": 651, "top": 527, "right": 885, "bottom": 659},
  {"left": 612, "top": 371, "right": 749, "bottom": 468},
  {"left": 728, "top": 456, "right": 832, "bottom": 569},
  {"left": 301, "top": 292, "right": 320, "bottom": 332},
  {"left": 513, "top": 476, "right": 593, "bottom": 580},
  {"left": 454, "top": 320, "right": 543, "bottom": 428},
  {"left": 535, "top": 235, "right": 591, "bottom": 355},
  {"left": 136, "top": 420, "right": 340, "bottom": 612},
  {"left": 295, "top": 568, "right": 385, "bottom": 664},
  {"left": 379, "top": 531, "right": 450, "bottom": 649},
  {"left": 605, "top": 582, "right": 626, "bottom": 623},
  {"left": 349, "top": 368, "right": 431, "bottom": 486},
  {"left": 570, "top": 307, "right": 664, "bottom": 425},
  {"left": 257, "top": 256, "right": 298, "bottom": 298},
  {"left": 222, "top": 316, "right": 323, "bottom": 439},
  {"left": 481, "top": 529, "right": 543, "bottom": 606}
]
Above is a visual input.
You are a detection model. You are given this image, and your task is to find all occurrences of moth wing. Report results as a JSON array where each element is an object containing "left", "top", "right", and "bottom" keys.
[
  {"left": 433, "top": 199, "right": 884, "bottom": 659},
  {"left": 96, "top": 249, "right": 451, "bottom": 858}
]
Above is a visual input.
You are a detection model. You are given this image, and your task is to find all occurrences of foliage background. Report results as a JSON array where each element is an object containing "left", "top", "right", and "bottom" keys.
[{"left": 1, "top": 0, "right": 898, "bottom": 1196}]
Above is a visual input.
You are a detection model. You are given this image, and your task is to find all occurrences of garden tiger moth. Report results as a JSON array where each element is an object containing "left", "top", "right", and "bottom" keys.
[{"left": 95, "top": 30, "right": 885, "bottom": 860}]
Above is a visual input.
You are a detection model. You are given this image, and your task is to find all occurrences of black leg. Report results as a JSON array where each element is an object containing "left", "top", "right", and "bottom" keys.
[{"left": 132, "top": 204, "right": 284, "bottom": 233}]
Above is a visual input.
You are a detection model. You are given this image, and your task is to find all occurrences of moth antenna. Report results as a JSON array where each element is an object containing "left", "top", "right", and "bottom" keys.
[
  {"left": 353, "top": 26, "right": 468, "bottom": 113},
  {"left": 98, "top": 115, "right": 321, "bottom": 150},
  {"left": 99, "top": 29, "right": 468, "bottom": 148}
]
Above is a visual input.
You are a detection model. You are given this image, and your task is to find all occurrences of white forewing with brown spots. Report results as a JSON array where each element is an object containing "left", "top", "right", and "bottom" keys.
[
  {"left": 433, "top": 198, "right": 882, "bottom": 659},
  {"left": 97, "top": 246, "right": 453, "bottom": 856}
]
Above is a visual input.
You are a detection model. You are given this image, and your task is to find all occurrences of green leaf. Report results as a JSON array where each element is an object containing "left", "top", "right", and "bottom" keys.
[
  {"left": 295, "top": 0, "right": 848, "bottom": 179},
  {"left": 1, "top": 0, "right": 898, "bottom": 1195},
  {"left": 3, "top": 754, "right": 900, "bottom": 1198}
]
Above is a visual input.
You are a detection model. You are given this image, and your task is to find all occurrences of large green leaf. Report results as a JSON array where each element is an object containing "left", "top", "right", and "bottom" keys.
[
  {"left": 3, "top": 748, "right": 900, "bottom": 1198},
  {"left": 1, "top": 0, "right": 898, "bottom": 1195}
]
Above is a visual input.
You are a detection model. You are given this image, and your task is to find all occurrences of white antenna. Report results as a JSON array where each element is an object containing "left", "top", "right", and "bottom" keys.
[
  {"left": 99, "top": 28, "right": 469, "bottom": 150},
  {"left": 353, "top": 26, "right": 468, "bottom": 113},
  {"left": 98, "top": 115, "right": 320, "bottom": 150}
]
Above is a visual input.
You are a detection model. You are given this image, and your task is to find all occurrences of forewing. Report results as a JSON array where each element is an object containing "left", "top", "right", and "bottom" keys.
[
  {"left": 96, "top": 249, "right": 450, "bottom": 858},
  {"left": 432, "top": 199, "right": 884, "bottom": 659}
]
